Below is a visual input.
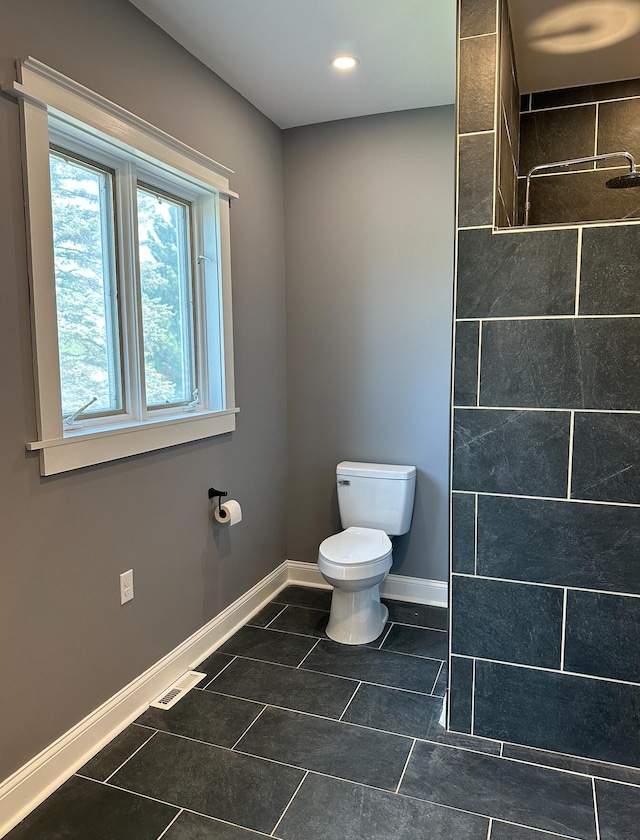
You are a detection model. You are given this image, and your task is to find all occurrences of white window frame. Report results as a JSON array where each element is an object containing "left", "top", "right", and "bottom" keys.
[{"left": 3, "top": 58, "right": 239, "bottom": 476}]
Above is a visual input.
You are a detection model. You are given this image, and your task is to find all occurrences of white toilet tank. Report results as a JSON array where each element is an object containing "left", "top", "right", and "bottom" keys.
[{"left": 336, "top": 461, "right": 416, "bottom": 535}]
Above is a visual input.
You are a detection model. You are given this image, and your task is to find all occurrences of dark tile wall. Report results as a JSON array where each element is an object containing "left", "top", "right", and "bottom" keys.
[
  {"left": 451, "top": 0, "right": 640, "bottom": 769},
  {"left": 516, "top": 78, "right": 640, "bottom": 226}
]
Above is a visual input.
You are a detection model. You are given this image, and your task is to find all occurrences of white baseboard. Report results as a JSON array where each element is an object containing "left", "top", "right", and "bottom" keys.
[
  {"left": 287, "top": 559, "right": 448, "bottom": 607},
  {"left": 0, "top": 561, "right": 289, "bottom": 838},
  {"left": 0, "top": 559, "right": 447, "bottom": 837}
]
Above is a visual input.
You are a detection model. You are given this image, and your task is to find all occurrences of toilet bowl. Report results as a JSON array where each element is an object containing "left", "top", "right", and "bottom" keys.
[{"left": 318, "top": 527, "right": 393, "bottom": 644}]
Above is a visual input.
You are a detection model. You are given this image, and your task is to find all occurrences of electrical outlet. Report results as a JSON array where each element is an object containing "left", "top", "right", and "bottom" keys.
[{"left": 120, "top": 569, "right": 134, "bottom": 605}]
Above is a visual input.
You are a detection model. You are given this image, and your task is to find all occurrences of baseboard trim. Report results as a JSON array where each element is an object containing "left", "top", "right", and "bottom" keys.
[
  {"left": 0, "top": 558, "right": 447, "bottom": 837},
  {"left": 287, "top": 560, "right": 448, "bottom": 607},
  {"left": 0, "top": 561, "right": 289, "bottom": 838}
]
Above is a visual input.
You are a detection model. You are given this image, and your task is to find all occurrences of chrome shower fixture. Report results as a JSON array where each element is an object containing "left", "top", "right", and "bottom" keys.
[{"left": 524, "top": 151, "right": 640, "bottom": 226}]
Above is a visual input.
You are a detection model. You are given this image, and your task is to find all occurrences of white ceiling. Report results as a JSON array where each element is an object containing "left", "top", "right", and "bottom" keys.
[{"left": 128, "top": 0, "right": 456, "bottom": 129}]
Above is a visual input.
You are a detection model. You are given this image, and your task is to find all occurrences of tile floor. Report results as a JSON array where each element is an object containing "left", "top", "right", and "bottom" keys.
[{"left": 7, "top": 585, "right": 640, "bottom": 839}]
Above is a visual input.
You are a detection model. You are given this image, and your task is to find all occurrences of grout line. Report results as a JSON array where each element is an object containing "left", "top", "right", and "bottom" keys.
[
  {"left": 296, "top": 637, "right": 322, "bottom": 669},
  {"left": 594, "top": 103, "right": 599, "bottom": 157},
  {"left": 156, "top": 809, "right": 183, "bottom": 840},
  {"left": 459, "top": 31, "right": 498, "bottom": 41},
  {"left": 459, "top": 128, "right": 496, "bottom": 137},
  {"left": 430, "top": 661, "right": 445, "bottom": 694},
  {"left": 339, "top": 682, "right": 362, "bottom": 721},
  {"left": 476, "top": 321, "right": 483, "bottom": 405},
  {"left": 471, "top": 659, "right": 476, "bottom": 735},
  {"left": 486, "top": 817, "right": 493, "bottom": 840},
  {"left": 268, "top": 600, "right": 448, "bottom": 632},
  {"left": 103, "top": 729, "right": 158, "bottom": 783},
  {"left": 592, "top": 777, "right": 602, "bottom": 840},
  {"left": 499, "top": 742, "right": 504, "bottom": 757},
  {"left": 454, "top": 404, "right": 640, "bottom": 415},
  {"left": 395, "top": 739, "right": 417, "bottom": 794},
  {"left": 452, "top": 652, "right": 640, "bottom": 687},
  {"left": 270, "top": 771, "right": 309, "bottom": 837},
  {"left": 456, "top": 313, "right": 640, "bottom": 322},
  {"left": 263, "top": 605, "right": 288, "bottom": 628},
  {"left": 231, "top": 705, "right": 268, "bottom": 750},
  {"left": 567, "top": 410, "right": 575, "bottom": 500},
  {"left": 377, "top": 623, "right": 395, "bottom": 649},
  {"left": 574, "top": 227, "right": 583, "bottom": 316},
  {"left": 451, "top": 570, "right": 640, "bottom": 600},
  {"left": 560, "top": 588, "right": 568, "bottom": 671},
  {"left": 202, "top": 655, "right": 237, "bottom": 689},
  {"left": 450, "top": 489, "right": 640, "bottom": 509},
  {"left": 474, "top": 493, "right": 479, "bottom": 576}
]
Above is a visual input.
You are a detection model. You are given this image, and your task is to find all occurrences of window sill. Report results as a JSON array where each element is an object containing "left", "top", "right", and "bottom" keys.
[{"left": 27, "top": 408, "right": 239, "bottom": 475}]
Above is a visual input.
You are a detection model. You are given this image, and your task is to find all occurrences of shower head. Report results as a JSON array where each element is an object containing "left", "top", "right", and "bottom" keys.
[
  {"left": 606, "top": 170, "right": 640, "bottom": 189},
  {"left": 524, "top": 151, "right": 639, "bottom": 226}
]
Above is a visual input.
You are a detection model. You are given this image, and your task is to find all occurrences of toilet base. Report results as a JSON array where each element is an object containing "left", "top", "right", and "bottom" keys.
[{"left": 326, "top": 584, "right": 388, "bottom": 645}]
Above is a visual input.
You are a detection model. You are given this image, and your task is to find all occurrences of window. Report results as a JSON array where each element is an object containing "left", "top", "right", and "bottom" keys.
[{"left": 6, "top": 58, "right": 238, "bottom": 475}]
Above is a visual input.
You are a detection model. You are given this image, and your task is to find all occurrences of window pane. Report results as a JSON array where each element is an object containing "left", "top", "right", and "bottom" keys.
[
  {"left": 49, "top": 151, "right": 122, "bottom": 418},
  {"left": 137, "top": 186, "right": 195, "bottom": 407}
]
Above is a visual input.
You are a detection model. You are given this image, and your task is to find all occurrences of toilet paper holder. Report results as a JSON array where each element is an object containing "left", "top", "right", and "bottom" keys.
[{"left": 208, "top": 486, "right": 228, "bottom": 515}]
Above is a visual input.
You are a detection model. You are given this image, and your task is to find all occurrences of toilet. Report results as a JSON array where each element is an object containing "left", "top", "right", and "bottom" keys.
[{"left": 318, "top": 461, "right": 416, "bottom": 645}]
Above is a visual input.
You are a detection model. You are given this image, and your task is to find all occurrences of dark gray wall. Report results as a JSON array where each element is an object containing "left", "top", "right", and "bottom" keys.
[
  {"left": 0, "top": 0, "right": 287, "bottom": 781},
  {"left": 451, "top": 0, "right": 640, "bottom": 769},
  {"left": 283, "top": 108, "right": 455, "bottom": 580}
]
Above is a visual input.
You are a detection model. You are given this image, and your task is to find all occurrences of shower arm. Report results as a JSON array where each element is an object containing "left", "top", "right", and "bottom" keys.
[{"left": 523, "top": 151, "right": 637, "bottom": 226}]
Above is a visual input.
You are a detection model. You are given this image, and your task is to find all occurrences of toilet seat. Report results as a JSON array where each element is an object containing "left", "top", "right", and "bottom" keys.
[{"left": 318, "top": 527, "right": 392, "bottom": 581}]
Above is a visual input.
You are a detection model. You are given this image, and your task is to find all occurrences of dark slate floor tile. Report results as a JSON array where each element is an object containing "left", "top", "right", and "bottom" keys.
[
  {"left": 595, "top": 779, "right": 640, "bottom": 840},
  {"left": 110, "top": 731, "right": 303, "bottom": 834},
  {"left": 477, "top": 494, "right": 640, "bottom": 594},
  {"left": 273, "top": 585, "right": 332, "bottom": 611},
  {"left": 135, "top": 687, "right": 263, "bottom": 747},
  {"left": 454, "top": 320, "right": 480, "bottom": 406},
  {"left": 456, "top": 227, "right": 577, "bottom": 318},
  {"left": 459, "top": 0, "right": 497, "bottom": 38},
  {"left": 571, "top": 412, "right": 640, "bottom": 504},
  {"left": 565, "top": 590, "right": 640, "bottom": 683},
  {"left": 217, "top": 626, "right": 317, "bottom": 667},
  {"left": 452, "top": 492, "right": 476, "bottom": 575},
  {"left": 162, "top": 810, "right": 266, "bottom": 839},
  {"left": 246, "top": 602, "right": 286, "bottom": 627},
  {"left": 268, "top": 604, "right": 330, "bottom": 637},
  {"left": 276, "top": 773, "right": 489, "bottom": 840},
  {"left": 474, "top": 661, "right": 640, "bottom": 768},
  {"left": 205, "top": 656, "right": 358, "bottom": 719},
  {"left": 433, "top": 662, "right": 448, "bottom": 697},
  {"left": 449, "top": 656, "right": 474, "bottom": 734},
  {"left": 5, "top": 775, "right": 177, "bottom": 840},
  {"left": 453, "top": 409, "right": 570, "bottom": 498},
  {"left": 480, "top": 317, "right": 640, "bottom": 411},
  {"left": 381, "top": 624, "right": 448, "bottom": 660},
  {"left": 502, "top": 743, "right": 640, "bottom": 787},
  {"left": 383, "top": 600, "right": 448, "bottom": 630},
  {"left": 458, "top": 35, "right": 496, "bottom": 134},
  {"left": 78, "top": 724, "right": 154, "bottom": 781},
  {"left": 451, "top": 576, "right": 563, "bottom": 668},
  {"left": 399, "top": 742, "right": 597, "bottom": 839},
  {"left": 236, "top": 706, "right": 412, "bottom": 791},
  {"left": 197, "top": 652, "right": 236, "bottom": 683},
  {"left": 519, "top": 106, "right": 596, "bottom": 175},
  {"left": 459, "top": 133, "right": 495, "bottom": 228},
  {"left": 580, "top": 224, "right": 640, "bottom": 315},
  {"left": 490, "top": 823, "right": 574, "bottom": 840},
  {"left": 343, "top": 683, "right": 500, "bottom": 755},
  {"left": 597, "top": 99, "right": 640, "bottom": 176},
  {"left": 301, "top": 639, "right": 440, "bottom": 693}
]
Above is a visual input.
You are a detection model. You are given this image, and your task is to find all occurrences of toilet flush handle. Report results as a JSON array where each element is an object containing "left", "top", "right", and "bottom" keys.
[{"left": 337, "top": 479, "right": 350, "bottom": 485}]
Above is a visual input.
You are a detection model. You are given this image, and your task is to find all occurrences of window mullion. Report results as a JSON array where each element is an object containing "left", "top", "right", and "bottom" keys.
[{"left": 117, "top": 162, "right": 147, "bottom": 420}]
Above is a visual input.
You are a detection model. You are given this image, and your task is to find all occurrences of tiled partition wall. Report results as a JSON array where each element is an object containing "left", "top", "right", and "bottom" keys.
[
  {"left": 519, "top": 78, "right": 640, "bottom": 226},
  {"left": 450, "top": 0, "right": 640, "bottom": 768}
]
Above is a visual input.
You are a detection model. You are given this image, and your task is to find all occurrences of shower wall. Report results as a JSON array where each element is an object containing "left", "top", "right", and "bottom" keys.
[
  {"left": 451, "top": 0, "right": 640, "bottom": 768},
  {"left": 519, "top": 79, "right": 640, "bottom": 225}
]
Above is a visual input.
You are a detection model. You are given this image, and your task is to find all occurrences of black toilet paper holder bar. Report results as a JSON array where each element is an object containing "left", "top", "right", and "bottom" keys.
[{"left": 208, "top": 487, "right": 228, "bottom": 514}]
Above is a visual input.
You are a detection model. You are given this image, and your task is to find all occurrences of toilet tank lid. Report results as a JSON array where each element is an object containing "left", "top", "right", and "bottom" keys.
[{"left": 337, "top": 461, "right": 416, "bottom": 480}]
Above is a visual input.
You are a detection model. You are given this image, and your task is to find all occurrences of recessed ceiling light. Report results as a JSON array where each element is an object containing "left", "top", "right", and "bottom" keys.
[{"left": 331, "top": 55, "right": 360, "bottom": 70}]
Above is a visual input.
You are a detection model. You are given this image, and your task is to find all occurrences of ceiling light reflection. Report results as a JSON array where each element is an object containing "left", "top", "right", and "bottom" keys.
[{"left": 528, "top": 0, "right": 640, "bottom": 54}]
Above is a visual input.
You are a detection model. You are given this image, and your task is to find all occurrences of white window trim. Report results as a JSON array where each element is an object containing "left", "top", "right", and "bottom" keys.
[{"left": 3, "top": 58, "right": 239, "bottom": 475}]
